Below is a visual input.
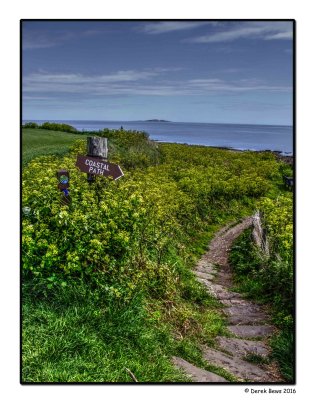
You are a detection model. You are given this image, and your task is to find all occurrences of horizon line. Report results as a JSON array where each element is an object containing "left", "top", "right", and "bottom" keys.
[{"left": 22, "top": 119, "right": 293, "bottom": 128}]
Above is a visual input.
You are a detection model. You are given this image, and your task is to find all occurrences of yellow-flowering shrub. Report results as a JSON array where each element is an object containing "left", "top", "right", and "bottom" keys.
[
  {"left": 259, "top": 194, "right": 293, "bottom": 264},
  {"left": 22, "top": 136, "right": 283, "bottom": 299}
]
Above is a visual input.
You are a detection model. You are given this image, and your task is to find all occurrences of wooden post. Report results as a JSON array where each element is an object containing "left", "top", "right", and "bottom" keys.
[{"left": 86, "top": 137, "right": 108, "bottom": 183}]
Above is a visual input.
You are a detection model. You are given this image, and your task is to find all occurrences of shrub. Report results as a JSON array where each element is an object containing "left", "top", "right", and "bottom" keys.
[
  {"left": 22, "top": 140, "right": 283, "bottom": 301},
  {"left": 259, "top": 195, "right": 293, "bottom": 265},
  {"left": 41, "top": 122, "right": 78, "bottom": 133},
  {"left": 23, "top": 122, "right": 39, "bottom": 129}
]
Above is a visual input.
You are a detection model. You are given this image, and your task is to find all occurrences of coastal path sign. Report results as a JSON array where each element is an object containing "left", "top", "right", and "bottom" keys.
[{"left": 76, "top": 155, "right": 124, "bottom": 180}]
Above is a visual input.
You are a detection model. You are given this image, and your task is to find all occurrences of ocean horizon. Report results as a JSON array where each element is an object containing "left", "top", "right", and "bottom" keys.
[{"left": 23, "top": 120, "right": 293, "bottom": 155}]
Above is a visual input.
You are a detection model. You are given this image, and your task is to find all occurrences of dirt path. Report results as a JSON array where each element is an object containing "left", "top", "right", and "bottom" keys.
[{"left": 173, "top": 217, "right": 283, "bottom": 383}]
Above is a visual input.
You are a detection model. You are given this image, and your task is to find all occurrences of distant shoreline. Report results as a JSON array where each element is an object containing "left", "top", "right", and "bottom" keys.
[{"left": 22, "top": 121, "right": 293, "bottom": 156}]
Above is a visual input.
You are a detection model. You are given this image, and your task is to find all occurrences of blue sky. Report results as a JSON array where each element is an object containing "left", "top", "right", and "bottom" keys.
[{"left": 22, "top": 20, "right": 293, "bottom": 125}]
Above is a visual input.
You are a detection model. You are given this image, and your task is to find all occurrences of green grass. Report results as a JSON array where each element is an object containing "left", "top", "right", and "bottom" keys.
[
  {"left": 242, "top": 353, "right": 268, "bottom": 365},
  {"left": 22, "top": 128, "right": 89, "bottom": 165},
  {"left": 22, "top": 281, "right": 188, "bottom": 383},
  {"left": 22, "top": 274, "right": 231, "bottom": 383},
  {"left": 269, "top": 330, "right": 294, "bottom": 382}
]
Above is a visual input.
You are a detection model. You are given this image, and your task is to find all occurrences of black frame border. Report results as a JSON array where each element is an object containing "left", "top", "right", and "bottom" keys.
[{"left": 20, "top": 18, "right": 296, "bottom": 386}]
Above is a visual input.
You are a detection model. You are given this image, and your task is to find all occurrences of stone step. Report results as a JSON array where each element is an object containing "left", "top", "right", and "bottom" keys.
[
  {"left": 198, "top": 280, "right": 243, "bottom": 300},
  {"left": 216, "top": 290, "right": 243, "bottom": 300},
  {"left": 202, "top": 347, "right": 273, "bottom": 382},
  {"left": 172, "top": 356, "right": 227, "bottom": 382},
  {"left": 227, "top": 325, "right": 275, "bottom": 338},
  {"left": 195, "top": 262, "right": 217, "bottom": 275},
  {"left": 221, "top": 299, "right": 258, "bottom": 306},
  {"left": 216, "top": 337, "right": 270, "bottom": 358},
  {"left": 214, "top": 271, "right": 233, "bottom": 287},
  {"left": 223, "top": 305, "right": 267, "bottom": 325},
  {"left": 227, "top": 313, "right": 267, "bottom": 325},
  {"left": 194, "top": 270, "right": 214, "bottom": 281},
  {"left": 224, "top": 305, "right": 265, "bottom": 315}
]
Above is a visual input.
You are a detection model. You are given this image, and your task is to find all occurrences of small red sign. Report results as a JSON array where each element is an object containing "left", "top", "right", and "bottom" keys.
[{"left": 76, "top": 155, "right": 124, "bottom": 180}]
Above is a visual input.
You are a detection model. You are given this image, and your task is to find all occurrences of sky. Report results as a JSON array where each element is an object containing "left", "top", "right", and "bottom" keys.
[{"left": 22, "top": 20, "right": 293, "bottom": 125}]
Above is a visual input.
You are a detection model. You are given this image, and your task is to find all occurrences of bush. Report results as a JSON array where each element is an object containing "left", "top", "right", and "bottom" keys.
[
  {"left": 23, "top": 122, "right": 39, "bottom": 129},
  {"left": 41, "top": 122, "right": 78, "bottom": 133},
  {"left": 259, "top": 195, "right": 293, "bottom": 264},
  {"left": 22, "top": 140, "right": 283, "bottom": 302}
]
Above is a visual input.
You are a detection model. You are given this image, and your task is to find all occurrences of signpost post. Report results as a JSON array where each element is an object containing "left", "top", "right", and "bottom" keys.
[{"left": 86, "top": 137, "right": 108, "bottom": 183}]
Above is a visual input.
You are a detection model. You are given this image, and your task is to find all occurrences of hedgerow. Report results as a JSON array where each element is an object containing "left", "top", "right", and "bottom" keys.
[{"left": 23, "top": 121, "right": 79, "bottom": 133}]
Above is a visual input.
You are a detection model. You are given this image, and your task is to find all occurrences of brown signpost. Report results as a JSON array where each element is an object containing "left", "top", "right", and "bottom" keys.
[
  {"left": 76, "top": 155, "right": 124, "bottom": 180},
  {"left": 76, "top": 136, "right": 124, "bottom": 181}
]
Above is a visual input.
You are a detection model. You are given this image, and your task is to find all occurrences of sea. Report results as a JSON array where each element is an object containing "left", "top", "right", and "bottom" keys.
[{"left": 23, "top": 120, "right": 293, "bottom": 155}]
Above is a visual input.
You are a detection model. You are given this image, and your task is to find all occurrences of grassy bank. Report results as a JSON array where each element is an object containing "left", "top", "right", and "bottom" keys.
[
  {"left": 22, "top": 128, "right": 90, "bottom": 165},
  {"left": 22, "top": 125, "right": 291, "bottom": 382}
]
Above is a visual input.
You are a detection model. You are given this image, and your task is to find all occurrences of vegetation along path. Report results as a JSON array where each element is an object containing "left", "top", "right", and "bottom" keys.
[{"left": 173, "top": 217, "right": 282, "bottom": 383}]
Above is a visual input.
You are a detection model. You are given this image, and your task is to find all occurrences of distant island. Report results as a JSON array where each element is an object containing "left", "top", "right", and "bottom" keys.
[{"left": 145, "top": 119, "right": 170, "bottom": 122}]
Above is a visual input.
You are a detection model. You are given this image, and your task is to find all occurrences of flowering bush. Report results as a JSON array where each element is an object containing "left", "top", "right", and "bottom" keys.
[
  {"left": 259, "top": 194, "right": 293, "bottom": 264},
  {"left": 22, "top": 136, "right": 283, "bottom": 300}
]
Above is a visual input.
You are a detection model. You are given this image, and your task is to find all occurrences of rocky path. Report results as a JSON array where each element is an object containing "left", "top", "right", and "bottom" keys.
[{"left": 172, "top": 217, "right": 282, "bottom": 383}]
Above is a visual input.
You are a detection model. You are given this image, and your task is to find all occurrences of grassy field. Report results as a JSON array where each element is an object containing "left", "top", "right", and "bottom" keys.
[{"left": 22, "top": 128, "right": 89, "bottom": 165}]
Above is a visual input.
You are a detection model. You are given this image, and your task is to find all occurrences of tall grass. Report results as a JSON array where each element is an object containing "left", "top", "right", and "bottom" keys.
[{"left": 22, "top": 281, "right": 187, "bottom": 382}]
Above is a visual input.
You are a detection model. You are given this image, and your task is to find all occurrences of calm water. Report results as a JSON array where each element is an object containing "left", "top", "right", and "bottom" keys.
[{"left": 23, "top": 120, "right": 293, "bottom": 154}]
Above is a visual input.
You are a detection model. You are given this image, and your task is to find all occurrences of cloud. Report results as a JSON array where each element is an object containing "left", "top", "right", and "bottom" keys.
[
  {"left": 23, "top": 34, "right": 60, "bottom": 50},
  {"left": 23, "top": 68, "right": 172, "bottom": 88},
  {"left": 23, "top": 69, "right": 292, "bottom": 99},
  {"left": 264, "top": 31, "right": 293, "bottom": 40},
  {"left": 22, "top": 28, "right": 108, "bottom": 50},
  {"left": 186, "top": 78, "right": 291, "bottom": 93},
  {"left": 138, "top": 21, "right": 213, "bottom": 34},
  {"left": 23, "top": 22, "right": 210, "bottom": 50},
  {"left": 185, "top": 21, "right": 293, "bottom": 43}
]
